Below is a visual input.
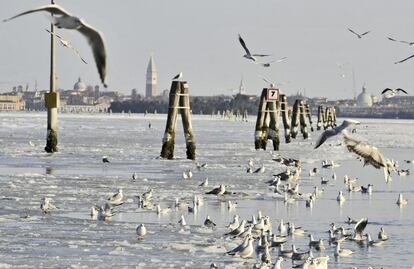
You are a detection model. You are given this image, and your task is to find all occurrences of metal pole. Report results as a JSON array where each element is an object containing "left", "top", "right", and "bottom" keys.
[{"left": 45, "top": 0, "right": 58, "bottom": 152}]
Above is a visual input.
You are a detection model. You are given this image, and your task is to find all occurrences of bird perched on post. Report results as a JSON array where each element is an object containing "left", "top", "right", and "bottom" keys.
[
  {"left": 172, "top": 72, "right": 182, "bottom": 81},
  {"left": 3, "top": 4, "right": 108, "bottom": 87}
]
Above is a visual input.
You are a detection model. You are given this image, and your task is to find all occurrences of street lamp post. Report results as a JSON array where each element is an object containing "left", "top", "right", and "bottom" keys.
[{"left": 44, "top": 0, "right": 59, "bottom": 153}]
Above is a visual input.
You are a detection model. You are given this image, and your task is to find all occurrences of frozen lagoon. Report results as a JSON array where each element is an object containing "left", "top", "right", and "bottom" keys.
[{"left": 0, "top": 112, "right": 413, "bottom": 268}]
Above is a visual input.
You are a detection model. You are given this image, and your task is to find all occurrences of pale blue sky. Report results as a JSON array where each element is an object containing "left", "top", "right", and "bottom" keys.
[{"left": 1, "top": 0, "right": 414, "bottom": 99}]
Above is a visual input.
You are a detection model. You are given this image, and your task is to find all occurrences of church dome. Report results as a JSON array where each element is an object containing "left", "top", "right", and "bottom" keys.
[
  {"left": 74, "top": 77, "right": 86, "bottom": 91},
  {"left": 356, "top": 87, "right": 373, "bottom": 107}
]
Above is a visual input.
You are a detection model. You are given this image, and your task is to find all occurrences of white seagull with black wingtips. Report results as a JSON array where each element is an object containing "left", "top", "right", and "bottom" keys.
[
  {"left": 238, "top": 34, "right": 271, "bottom": 62},
  {"left": 4, "top": 4, "right": 108, "bottom": 87}
]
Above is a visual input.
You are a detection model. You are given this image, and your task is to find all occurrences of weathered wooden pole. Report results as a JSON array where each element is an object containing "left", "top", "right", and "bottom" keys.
[
  {"left": 332, "top": 107, "right": 337, "bottom": 127},
  {"left": 299, "top": 100, "right": 309, "bottom": 139},
  {"left": 305, "top": 103, "right": 313, "bottom": 132},
  {"left": 179, "top": 81, "right": 196, "bottom": 160},
  {"left": 290, "top": 100, "right": 300, "bottom": 139},
  {"left": 255, "top": 89, "right": 268, "bottom": 150},
  {"left": 317, "top": 105, "right": 324, "bottom": 130},
  {"left": 280, "top": 94, "right": 291, "bottom": 143},
  {"left": 324, "top": 107, "right": 330, "bottom": 130},
  {"left": 160, "top": 81, "right": 180, "bottom": 159},
  {"left": 44, "top": 0, "right": 59, "bottom": 153},
  {"left": 267, "top": 99, "right": 280, "bottom": 150}
]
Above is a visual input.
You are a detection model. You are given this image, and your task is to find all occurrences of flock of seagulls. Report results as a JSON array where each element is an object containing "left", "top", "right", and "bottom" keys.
[
  {"left": 3, "top": 3, "right": 412, "bottom": 268},
  {"left": 32, "top": 116, "right": 411, "bottom": 268}
]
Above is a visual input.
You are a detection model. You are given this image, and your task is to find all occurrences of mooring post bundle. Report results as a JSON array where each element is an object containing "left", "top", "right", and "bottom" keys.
[
  {"left": 160, "top": 81, "right": 181, "bottom": 159},
  {"left": 317, "top": 105, "right": 324, "bottom": 130},
  {"left": 290, "top": 100, "right": 300, "bottom": 139},
  {"left": 280, "top": 94, "right": 291, "bottom": 143},
  {"left": 299, "top": 100, "right": 309, "bottom": 139},
  {"left": 255, "top": 89, "right": 268, "bottom": 150},
  {"left": 179, "top": 81, "right": 196, "bottom": 160},
  {"left": 305, "top": 103, "right": 313, "bottom": 132}
]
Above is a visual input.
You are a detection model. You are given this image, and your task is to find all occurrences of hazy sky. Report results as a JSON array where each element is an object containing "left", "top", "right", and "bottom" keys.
[{"left": 1, "top": 0, "right": 414, "bottom": 99}]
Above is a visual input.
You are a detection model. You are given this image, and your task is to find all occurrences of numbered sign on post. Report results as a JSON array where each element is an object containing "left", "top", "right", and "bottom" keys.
[{"left": 267, "top": 88, "right": 279, "bottom": 101}]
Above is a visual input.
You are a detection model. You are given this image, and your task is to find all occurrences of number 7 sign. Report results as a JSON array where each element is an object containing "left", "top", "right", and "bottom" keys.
[{"left": 267, "top": 89, "right": 279, "bottom": 100}]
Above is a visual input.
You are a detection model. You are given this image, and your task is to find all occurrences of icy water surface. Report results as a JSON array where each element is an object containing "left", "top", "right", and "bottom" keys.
[{"left": 0, "top": 112, "right": 413, "bottom": 268}]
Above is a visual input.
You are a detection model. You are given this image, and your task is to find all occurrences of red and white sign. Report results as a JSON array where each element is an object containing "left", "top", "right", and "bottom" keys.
[{"left": 267, "top": 88, "right": 279, "bottom": 100}]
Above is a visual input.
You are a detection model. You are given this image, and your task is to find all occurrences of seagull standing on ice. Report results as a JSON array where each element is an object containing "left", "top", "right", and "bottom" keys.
[
  {"left": 396, "top": 193, "right": 408, "bottom": 206},
  {"left": 40, "top": 197, "right": 58, "bottom": 213},
  {"left": 4, "top": 4, "right": 108, "bottom": 87},
  {"left": 314, "top": 119, "right": 360, "bottom": 149},
  {"left": 136, "top": 224, "right": 147, "bottom": 239},
  {"left": 108, "top": 188, "right": 124, "bottom": 206},
  {"left": 238, "top": 34, "right": 270, "bottom": 61}
]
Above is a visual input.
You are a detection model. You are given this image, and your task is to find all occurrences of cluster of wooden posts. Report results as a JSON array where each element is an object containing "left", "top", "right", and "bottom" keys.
[
  {"left": 316, "top": 105, "right": 337, "bottom": 130},
  {"left": 160, "top": 81, "right": 196, "bottom": 160},
  {"left": 254, "top": 88, "right": 313, "bottom": 151},
  {"left": 211, "top": 109, "right": 248, "bottom": 121},
  {"left": 159, "top": 83, "right": 337, "bottom": 159}
]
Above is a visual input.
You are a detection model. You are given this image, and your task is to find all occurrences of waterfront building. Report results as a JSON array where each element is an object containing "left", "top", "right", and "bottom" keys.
[{"left": 0, "top": 95, "right": 25, "bottom": 111}]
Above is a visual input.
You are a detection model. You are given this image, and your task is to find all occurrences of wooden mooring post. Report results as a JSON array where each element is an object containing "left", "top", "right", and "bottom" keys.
[
  {"left": 255, "top": 89, "right": 268, "bottom": 150},
  {"left": 179, "top": 82, "right": 196, "bottom": 160},
  {"left": 280, "top": 94, "right": 291, "bottom": 143},
  {"left": 305, "top": 103, "right": 313, "bottom": 132},
  {"left": 290, "top": 100, "right": 300, "bottom": 139},
  {"left": 317, "top": 105, "right": 325, "bottom": 130},
  {"left": 160, "top": 81, "right": 196, "bottom": 160},
  {"left": 255, "top": 88, "right": 281, "bottom": 150},
  {"left": 299, "top": 100, "right": 309, "bottom": 139}
]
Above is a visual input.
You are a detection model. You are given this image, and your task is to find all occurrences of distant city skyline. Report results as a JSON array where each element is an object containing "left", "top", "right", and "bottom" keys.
[{"left": 1, "top": 0, "right": 414, "bottom": 99}]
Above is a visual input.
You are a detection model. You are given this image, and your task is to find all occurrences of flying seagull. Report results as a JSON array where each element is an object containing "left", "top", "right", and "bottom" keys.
[
  {"left": 238, "top": 34, "right": 271, "bottom": 61},
  {"left": 4, "top": 4, "right": 107, "bottom": 87},
  {"left": 395, "top": 53, "right": 414, "bottom": 64},
  {"left": 314, "top": 119, "right": 360, "bottom": 149},
  {"left": 45, "top": 29, "right": 87, "bottom": 64},
  {"left": 255, "top": 57, "right": 287, "bottom": 67},
  {"left": 347, "top": 28, "right": 371, "bottom": 39},
  {"left": 172, "top": 72, "right": 182, "bottom": 81},
  {"left": 343, "top": 132, "right": 395, "bottom": 181},
  {"left": 381, "top": 88, "right": 408, "bottom": 98},
  {"left": 387, "top": 36, "right": 414, "bottom": 46}
]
